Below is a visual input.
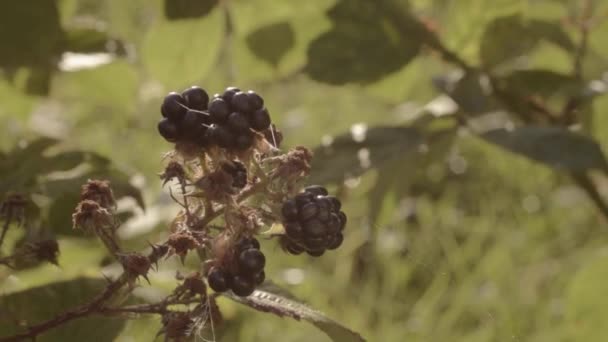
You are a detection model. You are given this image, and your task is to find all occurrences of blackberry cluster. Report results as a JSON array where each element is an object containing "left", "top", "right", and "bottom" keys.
[
  {"left": 157, "top": 86, "right": 273, "bottom": 151},
  {"left": 207, "top": 237, "right": 265, "bottom": 297},
  {"left": 281, "top": 185, "right": 347, "bottom": 257},
  {"left": 206, "top": 86, "right": 271, "bottom": 150},
  {"left": 221, "top": 160, "right": 248, "bottom": 189},
  {"left": 158, "top": 86, "right": 211, "bottom": 146}
]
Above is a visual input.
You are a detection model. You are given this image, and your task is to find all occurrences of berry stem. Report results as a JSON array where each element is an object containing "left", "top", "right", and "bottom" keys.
[{"left": 0, "top": 210, "right": 12, "bottom": 250}]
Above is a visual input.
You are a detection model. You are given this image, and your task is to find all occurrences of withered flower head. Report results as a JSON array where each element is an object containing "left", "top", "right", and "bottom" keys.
[
  {"left": 161, "top": 311, "right": 195, "bottom": 339},
  {"left": 72, "top": 200, "right": 113, "bottom": 232},
  {"left": 28, "top": 239, "right": 60, "bottom": 265},
  {"left": 80, "top": 179, "right": 115, "bottom": 209},
  {"left": 0, "top": 192, "right": 28, "bottom": 223},
  {"left": 274, "top": 146, "right": 313, "bottom": 180},
  {"left": 120, "top": 252, "right": 151, "bottom": 281},
  {"left": 160, "top": 161, "right": 187, "bottom": 186},
  {"left": 167, "top": 231, "right": 201, "bottom": 259}
]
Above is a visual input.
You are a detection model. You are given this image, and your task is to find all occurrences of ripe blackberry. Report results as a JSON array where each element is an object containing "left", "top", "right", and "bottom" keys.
[
  {"left": 254, "top": 271, "right": 265, "bottom": 285},
  {"left": 207, "top": 266, "right": 231, "bottom": 292},
  {"left": 158, "top": 118, "right": 181, "bottom": 142},
  {"left": 247, "top": 90, "right": 264, "bottom": 111},
  {"left": 327, "top": 233, "right": 344, "bottom": 250},
  {"left": 281, "top": 199, "right": 299, "bottom": 221},
  {"left": 227, "top": 112, "right": 250, "bottom": 133},
  {"left": 231, "top": 275, "right": 255, "bottom": 297},
  {"left": 231, "top": 91, "right": 253, "bottom": 113},
  {"left": 250, "top": 108, "right": 271, "bottom": 131},
  {"left": 235, "top": 236, "right": 260, "bottom": 251},
  {"left": 209, "top": 97, "right": 230, "bottom": 123},
  {"left": 234, "top": 131, "right": 254, "bottom": 151},
  {"left": 279, "top": 185, "right": 347, "bottom": 256},
  {"left": 222, "top": 87, "right": 240, "bottom": 103},
  {"left": 207, "top": 124, "right": 235, "bottom": 149},
  {"left": 238, "top": 248, "right": 265, "bottom": 275},
  {"left": 182, "top": 86, "right": 209, "bottom": 111},
  {"left": 180, "top": 110, "right": 209, "bottom": 140},
  {"left": 161, "top": 92, "right": 187, "bottom": 122}
]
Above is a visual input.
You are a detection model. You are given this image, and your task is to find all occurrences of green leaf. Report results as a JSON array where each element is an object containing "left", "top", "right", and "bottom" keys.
[
  {"left": 223, "top": 288, "right": 366, "bottom": 342},
  {"left": 500, "top": 69, "right": 582, "bottom": 98},
  {"left": 164, "top": 0, "right": 219, "bottom": 20},
  {"left": 245, "top": 21, "right": 295, "bottom": 68},
  {"left": 0, "top": 1, "right": 64, "bottom": 69},
  {"left": 305, "top": 0, "right": 427, "bottom": 84},
  {"left": 309, "top": 116, "right": 458, "bottom": 185},
  {"left": 434, "top": 71, "right": 499, "bottom": 115},
  {"left": 480, "top": 14, "right": 574, "bottom": 68},
  {"left": 0, "top": 278, "right": 125, "bottom": 342},
  {"left": 481, "top": 126, "right": 608, "bottom": 172},
  {"left": 142, "top": 9, "right": 224, "bottom": 89}
]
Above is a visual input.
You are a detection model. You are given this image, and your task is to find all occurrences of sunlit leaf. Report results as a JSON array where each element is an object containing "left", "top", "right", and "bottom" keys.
[
  {"left": 164, "top": 0, "right": 218, "bottom": 20},
  {"left": 0, "top": 278, "right": 125, "bottom": 342},
  {"left": 309, "top": 116, "right": 458, "bottom": 185},
  {"left": 224, "top": 287, "right": 366, "bottom": 342},
  {"left": 245, "top": 21, "right": 295, "bottom": 68},
  {"left": 142, "top": 10, "right": 224, "bottom": 89},
  {"left": 480, "top": 14, "right": 574, "bottom": 68},
  {"left": 0, "top": 1, "right": 64, "bottom": 69},
  {"left": 306, "top": 0, "right": 428, "bottom": 84},
  {"left": 481, "top": 126, "right": 608, "bottom": 172}
]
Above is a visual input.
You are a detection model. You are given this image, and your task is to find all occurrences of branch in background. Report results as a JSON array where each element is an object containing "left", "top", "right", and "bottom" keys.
[
  {"left": 0, "top": 242, "right": 170, "bottom": 342},
  {"left": 573, "top": 0, "right": 594, "bottom": 80},
  {"left": 408, "top": 6, "right": 608, "bottom": 222}
]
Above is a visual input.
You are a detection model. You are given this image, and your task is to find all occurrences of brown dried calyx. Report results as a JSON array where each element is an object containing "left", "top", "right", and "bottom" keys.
[
  {"left": 160, "top": 161, "right": 187, "bottom": 186},
  {"left": 72, "top": 200, "right": 114, "bottom": 232},
  {"left": 160, "top": 311, "right": 195, "bottom": 340},
  {"left": 80, "top": 179, "right": 115, "bottom": 209},
  {"left": 120, "top": 252, "right": 152, "bottom": 282},
  {"left": 167, "top": 230, "right": 202, "bottom": 263},
  {"left": 274, "top": 146, "right": 313, "bottom": 180}
]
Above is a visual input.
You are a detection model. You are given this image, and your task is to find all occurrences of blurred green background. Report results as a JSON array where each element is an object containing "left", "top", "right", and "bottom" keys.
[{"left": 2, "top": 0, "right": 608, "bottom": 341}]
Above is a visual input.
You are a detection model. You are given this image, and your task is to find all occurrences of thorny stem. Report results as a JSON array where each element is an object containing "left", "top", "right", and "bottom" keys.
[{"left": 0, "top": 243, "right": 169, "bottom": 342}]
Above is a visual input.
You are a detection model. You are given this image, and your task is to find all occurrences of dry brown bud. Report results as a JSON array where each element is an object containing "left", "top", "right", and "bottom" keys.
[{"left": 80, "top": 179, "right": 115, "bottom": 209}]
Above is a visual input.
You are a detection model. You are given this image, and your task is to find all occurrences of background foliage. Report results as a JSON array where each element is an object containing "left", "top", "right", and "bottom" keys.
[{"left": 2, "top": 0, "right": 608, "bottom": 341}]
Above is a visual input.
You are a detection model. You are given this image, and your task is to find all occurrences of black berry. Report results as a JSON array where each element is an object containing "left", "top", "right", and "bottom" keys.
[
  {"left": 238, "top": 248, "right": 266, "bottom": 275},
  {"left": 254, "top": 271, "right": 265, "bottom": 285},
  {"left": 327, "top": 233, "right": 343, "bottom": 250},
  {"left": 234, "top": 132, "right": 254, "bottom": 151},
  {"left": 158, "top": 118, "right": 181, "bottom": 142},
  {"left": 209, "top": 98, "right": 230, "bottom": 123},
  {"left": 180, "top": 110, "right": 208, "bottom": 139},
  {"left": 222, "top": 87, "right": 240, "bottom": 103},
  {"left": 231, "top": 91, "right": 253, "bottom": 113},
  {"left": 207, "top": 124, "right": 235, "bottom": 148},
  {"left": 247, "top": 90, "right": 264, "bottom": 111},
  {"left": 227, "top": 112, "right": 251, "bottom": 133},
  {"left": 231, "top": 275, "right": 255, "bottom": 296},
  {"left": 250, "top": 108, "right": 271, "bottom": 131},
  {"left": 208, "top": 267, "right": 231, "bottom": 292},
  {"left": 299, "top": 202, "right": 319, "bottom": 221},
  {"left": 307, "top": 249, "right": 325, "bottom": 257},
  {"left": 303, "top": 219, "right": 326, "bottom": 238},
  {"left": 161, "top": 92, "right": 187, "bottom": 122},
  {"left": 282, "top": 199, "right": 299, "bottom": 221},
  {"left": 284, "top": 221, "right": 303, "bottom": 239},
  {"left": 182, "top": 86, "right": 209, "bottom": 110}
]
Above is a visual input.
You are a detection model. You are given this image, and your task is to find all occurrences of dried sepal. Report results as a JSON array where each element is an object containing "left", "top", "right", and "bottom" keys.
[
  {"left": 119, "top": 252, "right": 152, "bottom": 283},
  {"left": 80, "top": 179, "right": 116, "bottom": 209},
  {"left": 72, "top": 200, "right": 114, "bottom": 233},
  {"left": 160, "top": 161, "right": 187, "bottom": 186}
]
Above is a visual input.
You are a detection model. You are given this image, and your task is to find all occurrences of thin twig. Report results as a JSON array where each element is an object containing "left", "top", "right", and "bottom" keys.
[
  {"left": 573, "top": 0, "right": 593, "bottom": 80},
  {"left": 0, "top": 210, "right": 12, "bottom": 249}
]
